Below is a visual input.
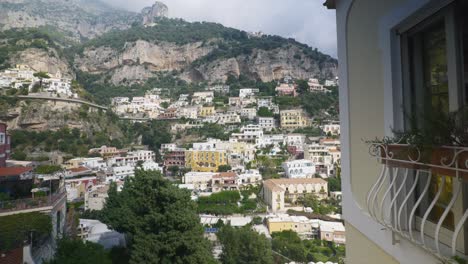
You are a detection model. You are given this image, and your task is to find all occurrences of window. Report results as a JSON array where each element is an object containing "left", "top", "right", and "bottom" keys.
[
  {"left": 0, "top": 133, "right": 4, "bottom": 144},
  {"left": 398, "top": 0, "right": 468, "bottom": 243}
]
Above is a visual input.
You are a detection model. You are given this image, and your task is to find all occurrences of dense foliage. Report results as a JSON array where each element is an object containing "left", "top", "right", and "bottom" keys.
[
  {"left": 0, "top": 212, "right": 51, "bottom": 250},
  {"left": 271, "top": 231, "right": 345, "bottom": 263},
  {"left": 10, "top": 126, "right": 124, "bottom": 157},
  {"left": 46, "top": 239, "right": 112, "bottom": 264},
  {"left": 35, "top": 165, "right": 62, "bottom": 174},
  {"left": 100, "top": 170, "right": 216, "bottom": 264},
  {"left": 217, "top": 225, "right": 274, "bottom": 264}
]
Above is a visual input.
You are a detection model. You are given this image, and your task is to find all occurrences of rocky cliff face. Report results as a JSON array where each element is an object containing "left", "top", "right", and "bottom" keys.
[
  {"left": 0, "top": 0, "right": 138, "bottom": 40},
  {"left": 142, "top": 1, "right": 169, "bottom": 26},
  {"left": 74, "top": 40, "right": 214, "bottom": 85},
  {"left": 74, "top": 40, "right": 337, "bottom": 84},
  {"left": 4, "top": 100, "right": 122, "bottom": 137},
  {"left": 11, "top": 48, "right": 74, "bottom": 78},
  {"left": 188, "top": 46, "right": 338, "bottom": 83}
]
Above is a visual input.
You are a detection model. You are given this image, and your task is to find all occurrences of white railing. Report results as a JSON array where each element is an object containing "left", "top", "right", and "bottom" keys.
[{"left": 367, "top": 143, "right": 468, "bottom": 261}]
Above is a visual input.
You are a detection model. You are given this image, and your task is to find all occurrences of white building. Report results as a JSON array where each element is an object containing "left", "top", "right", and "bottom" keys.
[
  {"left": 281, "top": 159, "right": 316, "bottom": 178},
  {"left": 178, "top": 106, "right": 199, "bottom": 119},
  {"left": 256, "top": 134, "right": 285, "bottom": 148},
  {"left": 192, "top": 91, "right": 214, "bottom": 105},
  {"left": 257, "top": 117, "right": 276, "bottom": 131},
  {"left": 84, "top": 185, "right": 109, "bottom": 211},
  {"left": 303, "top": 144, "right": 334, "bottom": 177},
  {"left": 206, "top": 112, "right": 241, "bottom": 125},
  {"left": 308, "top": 78, "right": 329, "bottom": 93},
  {"left": 107, "top": 165, "right": 134, "bottom": 182},
  {"left": 183, "top": 172, "right": 217, "bottom": 191},
  {"left": 237, "top": 169, "right": 262, "bottom": 186},
  {"left": 230, "top": 125, "right": 264, "bottom": 143},
  {"left": 78, "top": 219, "right": 126, "bottom": 249},
  {"left": 141, "top": 160, "right": 163, "bottom": 172},
  {"left": 322, "top": 124, "right": 341, "bottom": 136},
  {"left": 239, "top": 88, "right": 259, "bottom": 98},
  {"left": 107, "top": 150, "right": 155, "bottom": 167},
  {"left": 240, "top": 108, "right": 257, "bottom": 120},
  {"left": 284, "top": 134, "right": 306, "bottom": 148}
]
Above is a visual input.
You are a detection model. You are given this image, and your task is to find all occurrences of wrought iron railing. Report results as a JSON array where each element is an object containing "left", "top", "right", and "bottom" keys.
[
  {"left": 0, "top": 187, "right": 66, "bottom": 213},
  {"left": 367, "top": 143, "right": 468, "bottom": 260}
]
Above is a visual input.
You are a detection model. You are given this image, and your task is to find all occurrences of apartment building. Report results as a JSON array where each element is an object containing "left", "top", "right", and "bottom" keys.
[
  {"left": 178, "top": 106, "right": 199, "bottom": 119},
  {"left": 84, "top": 185, "right": 109, "bottom": 211},
  {"left": 322, "top": 124, "right": 341, "bottom": 136},
  {"left": 328, "top": 0, "right": 468, "bottom": 263},
  {"left": 185, "top": 149, "right": 228, "bottom": 172},
  {"left": 240, "top": 108, "right": 257, "bottom": 120},
  {"left": 257, "top": 117, "right": 277, "bottom": 131},
  {"left": 281, "top": 159, "right": 316, "bottom": 179},
  {"left": 280, "top": 109, "right": 310, "bottom": 130},
  {"left": 163, "top": 148, "right": 186, "bottom": 168},
  {"left": 107, "top": 150, "right": 155, "bottom": 167},
  {"left": 275, "top": 83, "right": 297, "bottom": 96},
  {"left": 303, "top": 144, "right": 334, "bottom": 177},
  {"left": 64, "top": 157, "right": 106, "bottom": 170},
  {"left": 199, "top": 106, "right": 216, "bottom": 117},
  {"left": 88, "top": 145, "right": 124, "bottom": 158},
  {"left": 192, "top": 91, "right": 214, "bottom": 104},
  {"left": 308, "top": 78, "right": 329, "bottom": 93},
  {"left": 239, "top": 88, "right": 259, "bottom": 98},
  {"left": 267, "top": 215, "right": 313, "bottom": 235},
  {"left": 230, "top": 125, "right": 264, "bottom": 144},
  {"left": 182, "top": 172, "right": 217, "bottom": 191},
  {"left": 262, "top": 178, "right": 328, "bottom": 212},
  {"left": 0, "top": 123, "right": 11, "bottom": 168}
]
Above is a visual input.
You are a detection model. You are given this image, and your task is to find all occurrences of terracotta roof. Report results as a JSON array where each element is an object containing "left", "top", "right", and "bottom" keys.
[
  {"left": 0, "top": 247, "right": 23, "bottom": 264},
  {"left": 69, "top": 166, "right": 91, "bottom": 173},
  {"left": 270, "top": 178, "right": 327, "bottom": 185},
  {"left": 213, "top": 172, "right": 237, "bottom": 178},
  {"left": 263, "top": 180, "right": 284, "bottom": 192},
  {"left": 0, "top": 167, "right": 33, "bottom": 177}
]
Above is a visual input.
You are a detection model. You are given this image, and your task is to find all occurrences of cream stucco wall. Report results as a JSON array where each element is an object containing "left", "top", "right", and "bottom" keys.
[
  {"left": 339, "top": 0, "right": 449, "bottom": 263},
  {"left": 345, "top": 222, "right": 398, "bottom": 264}
]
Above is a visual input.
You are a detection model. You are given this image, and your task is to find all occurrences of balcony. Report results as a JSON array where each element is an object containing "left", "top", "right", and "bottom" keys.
[
  {"left": 0, "top": 187, "right": 66, "bottom": 215},
  {"left": 367, "top": 143, "right": 468, "bottom": 261}
]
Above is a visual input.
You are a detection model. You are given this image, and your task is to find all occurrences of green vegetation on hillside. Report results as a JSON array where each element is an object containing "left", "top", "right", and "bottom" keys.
[
  {"left": 271, "top": 230, "right": 345, "bottom": 263},
  {"left": 100, "top": 170, "right": 216, "bottom": 264},
  {"left": 0, "top": 212, "right": 52, "bottom": 250},
  {"left": 46, "top": 239, "right": 112, "bottom": 264},
  {"left": 218, "top": 225, "right": 274, "bottom": 264}
]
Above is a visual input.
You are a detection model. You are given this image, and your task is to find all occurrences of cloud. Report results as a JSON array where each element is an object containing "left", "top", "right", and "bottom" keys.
[{"left": 101, "top": 0, "right": 337, "bottom": 57}]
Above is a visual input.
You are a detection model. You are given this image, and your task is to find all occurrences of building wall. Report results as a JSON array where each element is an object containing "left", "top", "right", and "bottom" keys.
[
  {"left": 339, "top": 0, "right": 443, "bottom": 263},
  {"left": 345, "top": 223, "right": 398, "bottom": 264},
  {"left": 185, "top": 150, "right": 228, "bottom": 172},
  {"left": 268, "top": 221, "right": 294, "bottom": 233}
]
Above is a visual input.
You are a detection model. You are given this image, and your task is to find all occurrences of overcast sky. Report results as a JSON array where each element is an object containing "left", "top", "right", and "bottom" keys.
[{"left": 101, "top": 0, "right": 337, "bottom": 58}]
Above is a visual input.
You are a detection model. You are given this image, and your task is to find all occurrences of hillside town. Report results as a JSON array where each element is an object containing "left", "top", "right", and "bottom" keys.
[{"left": 0, "top": 72, "right": 343, "bottom": 263}]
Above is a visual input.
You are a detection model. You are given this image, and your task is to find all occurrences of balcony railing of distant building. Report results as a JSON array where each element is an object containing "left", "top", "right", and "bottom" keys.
[
  {"left": 366, "top": 143, "right": 468, "bottom": 261},
  {"left": 0, "top": 187, "right": 66, "bottom": 213}
]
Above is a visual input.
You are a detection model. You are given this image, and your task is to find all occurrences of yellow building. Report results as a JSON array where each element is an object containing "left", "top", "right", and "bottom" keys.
[
  {"left": 280, "top": 109, "right": 310, "bottom": 129},
  {"left": 199, "top": 106, "right": 216, "bottom": 117},
  {"left": 267, "top": 215, "right": 312, "bottom": 234},
  {"left": 185, "top": 149, "right": 228, "bottom": 172}
]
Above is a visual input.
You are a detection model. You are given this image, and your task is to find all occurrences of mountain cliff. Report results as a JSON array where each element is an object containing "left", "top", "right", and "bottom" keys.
[{"left": 0, "top": 0, "right": 338, "bottom": 100}]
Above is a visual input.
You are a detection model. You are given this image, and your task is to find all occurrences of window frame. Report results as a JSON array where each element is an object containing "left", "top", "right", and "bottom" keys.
[{"left": 392, "top": 0, "right": 468, "bottom": 254}]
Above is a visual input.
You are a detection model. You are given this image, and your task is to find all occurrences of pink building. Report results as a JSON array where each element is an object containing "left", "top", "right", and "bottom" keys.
[
  {"left": 0, "top": 123, "right": 11, "bottom": 168},
  {"left": 275, "top": 83, "right": 297, "bottom": 97}
]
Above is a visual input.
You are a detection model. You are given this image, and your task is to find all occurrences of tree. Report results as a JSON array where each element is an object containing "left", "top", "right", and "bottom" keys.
[
  {"left": 46, "top": 239, "right": 111, "bottom": 264},
  {"left": 101, "top": 170, "right": 216, "bottom": 264},
  {"left": 217, "top": 225, "right": 274, "bottom": 264},
  {"left": 218, "top": 164, "right": 232, "bottom": 172},
  {"left": 160, "top": 101, "right": 169, "bottom": 109},
  {"left": 327, "top": 176, "right": 341, "bottom": 192},
  {"left": 257, "top": 107, "right": 274, "bottom": 117},
  {"left": 168, "top": 165, "right": 180, "bottom": 176},
  {"left": 296, "top": 79, "right": 309, "bottom": 94},
  {"left": 33, "top": 71, "right": 50, "bottom": 90}
]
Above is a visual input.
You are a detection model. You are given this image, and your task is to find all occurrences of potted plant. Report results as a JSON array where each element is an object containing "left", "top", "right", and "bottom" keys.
[{"left": 367, "top": 107, "right": 468, "bottom": 178}]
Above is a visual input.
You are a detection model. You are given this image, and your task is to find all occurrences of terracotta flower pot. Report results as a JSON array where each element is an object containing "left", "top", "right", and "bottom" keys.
[{"left": 379, "top": 144, "right": 423, "bottom": 169}]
